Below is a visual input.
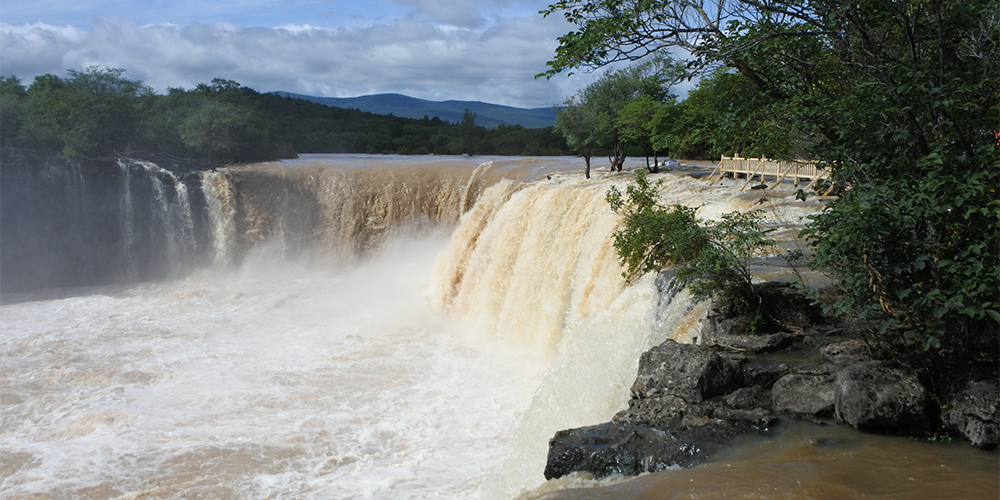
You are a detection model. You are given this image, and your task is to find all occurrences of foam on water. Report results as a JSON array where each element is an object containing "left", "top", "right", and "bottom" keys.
[
  {"left": 1, "top": 158, "right": 837, "bottom": 499},
  {"left": 0, "top": 236, "right": 544, "bottom": 499}
]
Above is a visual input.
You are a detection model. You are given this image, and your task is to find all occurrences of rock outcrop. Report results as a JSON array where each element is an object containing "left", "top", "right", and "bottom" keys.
[{"left": 543, "top": 281, "right": 998, "bottom": 481}]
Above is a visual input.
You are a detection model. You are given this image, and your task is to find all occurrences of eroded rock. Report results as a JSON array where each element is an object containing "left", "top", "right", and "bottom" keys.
[
  {"left": 630, "top": 340, "right": 740, "bottom": 403},
  {"left": 947, "top": 377, "right": 999, "bottom": 450},
  {"left": 834, "top": 360, "right": 933, "bottom": 434},
  {"left": 772, "top": 366, "right": 836, "bottom": 418}
]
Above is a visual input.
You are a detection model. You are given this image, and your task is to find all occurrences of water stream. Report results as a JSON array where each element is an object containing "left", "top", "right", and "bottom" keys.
[{"left": 1, "top": 155, "right": 994, "bottom": 499}]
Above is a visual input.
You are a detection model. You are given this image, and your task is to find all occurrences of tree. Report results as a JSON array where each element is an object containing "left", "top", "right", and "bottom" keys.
[
  {"left": 459, "top": 108, "right": 481, "bottom": 155},
  {"left": 178, "top": 99, "right": 257, "bottom": 159},
  {"left": 617, "top": 94, "right": 671, "bottom": 170},
  {"left": 15, "top": 67, "right": 153, "bottom": 159},
  {"left": 539, "top": 0, "right": 777, "bottom": 88},
  {"left": 554, "top": 94, "right": 601, "bottom": 177},
  {"left": 65, "top": 67, "right": 154, "bottom": 156},
  {"left": 544, "top": 0, "right": 1000, "bottom": 355},
  {"left": 554, "top": 58, "right": 683, "bottom": 174},
  {"left": 0, "top": 76, "right": 27, "bottom": 148}
]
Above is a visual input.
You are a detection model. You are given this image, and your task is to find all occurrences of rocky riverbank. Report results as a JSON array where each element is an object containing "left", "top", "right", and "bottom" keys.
[{"left": 544, "top": 280, "right": 998, "bottom": 480}]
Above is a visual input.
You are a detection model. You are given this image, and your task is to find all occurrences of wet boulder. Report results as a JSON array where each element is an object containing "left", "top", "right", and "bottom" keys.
[
  {"left": 630, "top": 340, "right": 741, "bottom": 403},
  {"left": 834, "top": 360, "right": 933, "bottom": 434},
  {"left": 543, "top": 422, "right": 707, "bottom": 479},
  {"left": 947, "top": 377, "right": 999, "bottom": 450},
  {"left": 821, "top": 340, "right": 872, "bottom": 367},
  {"left": 772, "top": 366, "right": 837, "bottom": 418},
  {"left": 544, "top": 341, "right": 773, "bottom": 480}
]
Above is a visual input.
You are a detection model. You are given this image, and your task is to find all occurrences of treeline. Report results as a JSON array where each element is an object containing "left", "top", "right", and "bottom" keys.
[
  {"left": 552, "top": 59, "right": 808, "bottom": 178},
  {"left": 0, "top": 67, "right": 571, "bottom": 163}
]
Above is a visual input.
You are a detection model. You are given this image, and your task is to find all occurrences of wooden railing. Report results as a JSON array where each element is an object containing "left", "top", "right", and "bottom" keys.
[{"left": 708, "top": 155, "right": 834, "bottom": 195}]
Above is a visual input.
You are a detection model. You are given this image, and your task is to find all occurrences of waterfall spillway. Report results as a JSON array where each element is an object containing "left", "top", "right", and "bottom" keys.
[
  {"left": 428, "top": 173, "right": 709, "bottom": 498},
  {"left": 0, "top": 156, "right": 512, "bottom": 293},
  {"left": 430, "top": 177, "right": 627, "bottom": 351},
  {"left": 200, "top": 170, "right": 238, "bottom": 267},
  {"left": 8, "top": 155, "right": 677, "bottom": 499}
]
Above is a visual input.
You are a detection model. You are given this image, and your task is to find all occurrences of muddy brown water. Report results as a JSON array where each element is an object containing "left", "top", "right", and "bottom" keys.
[{"left": 526, "top": 419, "right": 999, "bottom": 500}]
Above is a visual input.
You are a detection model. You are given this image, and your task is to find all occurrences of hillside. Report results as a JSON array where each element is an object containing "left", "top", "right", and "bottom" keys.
[{"left": 274, "top": 92, "right": 558, "bottom": 128}]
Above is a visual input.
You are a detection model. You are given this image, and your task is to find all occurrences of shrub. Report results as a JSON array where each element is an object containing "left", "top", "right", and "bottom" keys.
[{"left": 607, "top": 170, "right": 775, "bottom": 312}]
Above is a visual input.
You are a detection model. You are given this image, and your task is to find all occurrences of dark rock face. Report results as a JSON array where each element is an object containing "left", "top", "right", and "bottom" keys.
[
  {"left": 834, "top": 361, "right": 933, "bottom": 434},
  {"left": 821, "top": 339, "right": 872, "bottom": 366},
  {"left": 946, "top": 377, "right": 999, "bottom": 450},
  {"left": 543, "top": 282, "right": 998, "bottom": 482},
  {"left": 700, "top": 314, "right": 798, "bottom": 353},
  {"left": 630, "top": 341, "right": 741, "bottom": 402},
  {"left": 772, "top": 366, "right": 836, "bottom": 418},
  {"left": 544, "top": 422, "right": 709, "bottom": 480},
  {"left": 545, "top": 341, "right": 777, "bottom": 480}
]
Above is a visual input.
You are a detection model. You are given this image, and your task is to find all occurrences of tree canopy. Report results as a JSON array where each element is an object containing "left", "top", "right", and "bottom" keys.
[
  {"left": 0, "top": 67, "right": 572, "bottom": 163},
  {"left": 554, "top": 58, "right": 685, "bottom": 176},
  {"left": 544, "top": 0, "right": 999, "bottom": 357}
]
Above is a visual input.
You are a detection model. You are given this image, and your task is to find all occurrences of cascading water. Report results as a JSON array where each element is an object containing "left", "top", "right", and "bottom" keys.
[
  {"left": 1, "top": 155, "right": 995, "bottom": 500},
  {"left": 118, "top": 159, "right": 138, "bottom": 280},
  {"left": 200, "top": 170, "right": 238, "bottom": 267},
  {"left": 3, "top": 155, "right": 622, "bottom": 499}
]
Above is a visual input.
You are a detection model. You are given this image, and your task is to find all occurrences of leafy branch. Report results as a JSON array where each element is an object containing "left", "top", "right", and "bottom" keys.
[{"left": 607, "top": 170, "right": 775, "bottom": 313}]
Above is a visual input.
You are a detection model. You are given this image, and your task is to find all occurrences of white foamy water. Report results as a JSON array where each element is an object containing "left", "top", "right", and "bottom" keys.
[{"left": 0, "top": 238, "right": 546, "bottom": 499}]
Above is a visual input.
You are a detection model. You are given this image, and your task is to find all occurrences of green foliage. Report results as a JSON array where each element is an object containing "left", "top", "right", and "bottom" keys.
[
  {"left": 646, "top": 69, "right": 817, "bottom": 160},
  {"left": 554, "top": 58, "right": 683, "bottom": 173},
  {"left": 459, "top": 108, "right": 482, "bottom": 154},
  {"left": 607, "top": 170, "right": 775, "bottom": 311},
  {"left": 0, "top": 76, "right": 27, "bottom": 147},
  {"left": 0, "top": 67, "right": 573, "bottom": 162},
  {"left": 606, "top": 171, "right": 708, "bottom": 281},
  {"left": 15, "top": 67, "right": 154, "bottom": 159},
  {"left": 792, "top": 0, "right": 1000, "bottom": 352},
  {"left": 546, "top": 0, "right": 1000, "bottom": 357}
]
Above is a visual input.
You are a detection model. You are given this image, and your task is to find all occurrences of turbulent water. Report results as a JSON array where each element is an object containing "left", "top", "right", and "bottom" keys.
[{"left": 1, "top": 155, "right": 995, "bottom": 499}]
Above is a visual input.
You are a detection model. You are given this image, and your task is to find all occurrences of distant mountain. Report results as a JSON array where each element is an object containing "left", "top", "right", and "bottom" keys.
[{"left": 273, "top": 92, "right": 558, "bottom": 128}]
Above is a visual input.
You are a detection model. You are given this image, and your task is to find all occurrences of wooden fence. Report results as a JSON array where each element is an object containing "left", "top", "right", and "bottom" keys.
[{"left": 708, "top": 155, "right": 834, "bottom": 195}]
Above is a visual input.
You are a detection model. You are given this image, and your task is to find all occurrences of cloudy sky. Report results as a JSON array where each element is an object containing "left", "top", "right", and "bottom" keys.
[{"left": 0, "top": 0, "right": 605, "bottom": 109}]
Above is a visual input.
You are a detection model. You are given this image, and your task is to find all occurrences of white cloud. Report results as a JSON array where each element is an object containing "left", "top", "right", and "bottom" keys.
[{"left": 0, "top": 13, "right": 594, "bottom": 108}]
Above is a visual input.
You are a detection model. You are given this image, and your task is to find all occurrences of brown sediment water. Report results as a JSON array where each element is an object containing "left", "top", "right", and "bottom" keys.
[
  {"left": 2, "top": 155, "right": 994, "bottom": 499},
  {"left": 524, "top": 419, "right": 999, "bottom": 500}
]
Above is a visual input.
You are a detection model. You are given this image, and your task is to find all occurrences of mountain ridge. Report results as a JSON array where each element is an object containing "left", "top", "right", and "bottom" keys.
[{"left": 273, "top": 91, "right": 558, "bottom": 128}]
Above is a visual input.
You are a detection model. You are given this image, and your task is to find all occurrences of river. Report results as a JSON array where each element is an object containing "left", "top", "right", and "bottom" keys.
[{"left": 1, "top": 154, "right": 995, "bottom": 499}]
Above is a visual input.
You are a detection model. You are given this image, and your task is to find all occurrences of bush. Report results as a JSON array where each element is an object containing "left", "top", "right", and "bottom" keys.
[{"left": 607, "top": 170, "right": 775, "bottom": 312}]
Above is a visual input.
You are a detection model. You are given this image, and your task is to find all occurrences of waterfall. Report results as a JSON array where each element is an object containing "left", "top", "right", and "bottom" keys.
[
  {"left": 138, "top": 163, "right": 197, "bottom": 273},
  {"left": 117, "top": 159, "right": 138, "bottom": 281},
  {"left": 431, "top": 176, "right": 628, "bottom": 351},
  {"left": 5, "top": 154, "right": 991, "bottom": 500},
  {"left": 429, "top": 173, "right": 704, "bottom": 498},
  {"left": 0, "top": 156, "right": 524, "bottom": 295},
  {"left": 170, "top": 172, "right": 197, "bottom": 257},
  {"left": 201, "top": 170, "right": 238, "bottom": 267}
]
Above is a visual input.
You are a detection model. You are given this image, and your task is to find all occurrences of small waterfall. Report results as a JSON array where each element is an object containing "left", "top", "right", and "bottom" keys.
[
  {"left": 143, "top": 162, "right": 183, "bottom": 271},
  {"left": 65, "top": 161, "right": 87, "bottom": 214},
  {"left": 170, "top": 173, "right": 197, "bottom": 257},
  {"left": 117, "top": 159, "right": 138, "bottom": 280},
  {"left": 200, "top": 170, "right": 237, "bottom": 267},
  {"left": 226, "top": 161, "right": 509, "bottom": 265},
  {"left": 651, "top": 272, "right": 707, "bottom": 344}
]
